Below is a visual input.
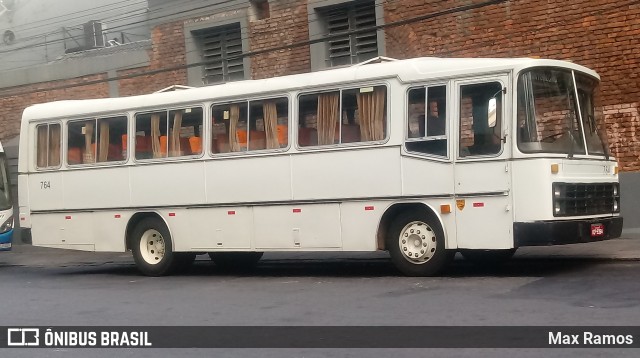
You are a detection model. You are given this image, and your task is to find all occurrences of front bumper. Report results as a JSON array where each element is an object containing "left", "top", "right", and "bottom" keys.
[{"left": 514, "top": 216, "right": 623, "bottom": 247}]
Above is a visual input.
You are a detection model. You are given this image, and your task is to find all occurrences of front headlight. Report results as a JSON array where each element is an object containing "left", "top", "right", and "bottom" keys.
[{"left": 0, "top": 216, "right": 13, "bottom": 234}]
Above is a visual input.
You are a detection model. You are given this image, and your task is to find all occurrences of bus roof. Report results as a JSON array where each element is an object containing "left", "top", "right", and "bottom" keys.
[{"left": 21, "top": 56, "right": 598, "bottom": 122}]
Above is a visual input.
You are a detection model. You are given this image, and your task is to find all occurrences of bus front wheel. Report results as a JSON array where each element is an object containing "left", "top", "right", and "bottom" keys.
[
  {"left": 387, "top": 211, "right": 449, "bottom": 276},
  {"left": 131, "top": 217, "right": 192, "bottom": 276}
]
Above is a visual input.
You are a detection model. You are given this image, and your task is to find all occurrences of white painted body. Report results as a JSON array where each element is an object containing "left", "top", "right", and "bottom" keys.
[{"left": 17, "top": 57, "right": 620, "bottom": 254}]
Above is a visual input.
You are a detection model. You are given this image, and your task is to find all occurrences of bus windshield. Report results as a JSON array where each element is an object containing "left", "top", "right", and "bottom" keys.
[
  {"left": 517, "top": 68, "right": 608, "bottom": 156},
  {"left": 0, "top": 154, "right": 11, "bottom": 211}
]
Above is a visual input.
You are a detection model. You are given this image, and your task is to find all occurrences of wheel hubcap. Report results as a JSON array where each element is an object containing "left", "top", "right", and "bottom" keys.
[
  {"left": 139, "top": 229, "right": 165, "bottom": 265},
  {"left": 399, "top": 221, "right": 437, "bottom": 264}
]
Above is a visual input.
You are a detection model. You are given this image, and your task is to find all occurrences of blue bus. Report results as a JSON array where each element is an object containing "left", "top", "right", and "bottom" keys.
[{"left": 0, "top": 141, "right": 13, "bottom": 251}]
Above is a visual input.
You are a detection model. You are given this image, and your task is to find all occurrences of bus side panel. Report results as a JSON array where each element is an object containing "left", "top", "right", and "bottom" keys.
[
  {"left": 400, "top": 156, "right": 455, "bottom": 197},
  {"left": 18, "top": 174, "right": 31, "bottom": 228},
  {"left": 30, "top": 213, "right": 93, "bottom": 251},
  {"left": 454, "top": 195, "right": 513, "bottom": 249},
  {"left": 130, "top": 161, "right": 206, "bottom": 207},
  {"left": 253, "top": 204, "right": 341, "bottom": 249},
  {"left": 64, "top": 167, "right": 130, "bottom": 210},
  {"left": 205, "top": 155, "right": 292, "bottom": 204},
  {"left": 27, "top": 172, "right": 64, "bottom": 211},
  {"left": 93, "top": 211, "right": 128, "bottom": 252},
  {"left": 290, "top": 147, "right": 401, "bottom": 200},
  {"left": 340, "top": 201, "right": 381, "bottom": 251},
  {"left": 185, "top": 207, "right": 253, "bottom": 251}
]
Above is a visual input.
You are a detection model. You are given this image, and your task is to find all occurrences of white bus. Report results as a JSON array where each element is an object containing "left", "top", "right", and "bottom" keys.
[
  {"left": 18, "top": 57, "right": 622, "bottom": 276},
  {"left": 0, "top": 141, "right": 14, "bottom": 251}
]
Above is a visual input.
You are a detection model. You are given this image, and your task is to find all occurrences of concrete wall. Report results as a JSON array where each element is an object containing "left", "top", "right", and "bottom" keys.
[{"left": 0, "top": 0, "right": 149, "bottom": 73}]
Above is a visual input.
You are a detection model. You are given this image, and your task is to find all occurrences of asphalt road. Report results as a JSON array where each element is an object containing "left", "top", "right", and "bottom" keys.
[{"left": 1, "top": 252, "right": 639, "bottom": 357}]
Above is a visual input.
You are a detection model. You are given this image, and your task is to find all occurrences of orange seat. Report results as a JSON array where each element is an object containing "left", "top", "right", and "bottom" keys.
[
  {"left": 277, "top": 124, "right": 288, "bottom": 146},
  {"left": 189, "top": 136, "right": 202, "bottom": 154},
  {"left": 68, "top": 147, "right": 82, "bottom": 165}
]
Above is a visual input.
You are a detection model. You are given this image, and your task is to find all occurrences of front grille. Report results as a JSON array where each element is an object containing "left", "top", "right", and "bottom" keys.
[{"left": 552, "top": 182, "right": 620, "bottom": 217}]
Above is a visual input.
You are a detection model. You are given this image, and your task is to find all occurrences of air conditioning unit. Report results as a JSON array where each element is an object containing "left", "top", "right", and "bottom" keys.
[{"left": 83, "top": 20, "right": 105, "bottom": 48}]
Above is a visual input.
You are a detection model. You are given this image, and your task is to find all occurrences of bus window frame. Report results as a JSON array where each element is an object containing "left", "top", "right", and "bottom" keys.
[
  {"left": 455, "top": 77, "right": 508, "bottom": 160},
  {"left": 404, "top": 82, "right": 450, "bottom": 160},
  {"left": 34, "top": 122, "right": 63, "bottom": 171},
  {"left": 294, "top": 82, "right": 391, "bottom": 151},
  {"left": 133, "top": 104, "right": 207, "bottom": 163},
  {"left": 209, "top": 94, "right": 292, "bottom": 158},
  {"left": 66, "top": 114, "right": 130, "bottom": 167}
]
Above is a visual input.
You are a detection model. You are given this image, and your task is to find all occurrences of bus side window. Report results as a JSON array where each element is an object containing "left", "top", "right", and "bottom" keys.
[
  {"left": 406, "top": 85, "right": 447, "bottom": 157},
  {"left": 36, "top": 123, "right": 61, "bottom": 168},
  {"left": 248, "top": 97, "right": 288, "bottom": 150},
  {"left": 298, "top": 86, "right": 386, "bottom": 147},
  {"left": 168, "top": 107, "right": 203, "bottom": 157},
  {"left": 212, "top": 102, "right": 248, "bottom": 154},
  {"left": 134, "top": 111, "right": 168, "bottom": 159},
  {"left": 458, "top": 82, "right": 503, "bottom": 157}
]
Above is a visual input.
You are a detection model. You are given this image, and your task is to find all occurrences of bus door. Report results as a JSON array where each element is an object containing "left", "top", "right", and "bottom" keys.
[{"left": 453, "top": 76, "right": 513, "bottom": 250}]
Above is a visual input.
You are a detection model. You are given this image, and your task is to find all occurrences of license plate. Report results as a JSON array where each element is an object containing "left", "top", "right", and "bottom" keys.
[
  {"left": 0, "top": 242, "right": 11, "bottom": 250},
  {"left": 590, "top": 223, "right": 605, "bottom": 237}
]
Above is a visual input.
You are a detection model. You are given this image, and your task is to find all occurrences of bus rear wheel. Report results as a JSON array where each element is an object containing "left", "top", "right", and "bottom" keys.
[
  {"left": 208, "top": 252, "right": 263, "bottom": 271},
  {"left": 386, "top": 211, "right": 449, "bottom": 276},
  {"left": 131, "top": 217, "right": 191, "bottom": 276}
]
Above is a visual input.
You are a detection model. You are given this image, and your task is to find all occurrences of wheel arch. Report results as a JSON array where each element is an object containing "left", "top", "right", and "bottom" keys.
[
  {"left": 376, "top": 202, "right": 446, "bottom": 250},
  {"left": 125, "top": 212, "right": 171, "bottom": 251}
]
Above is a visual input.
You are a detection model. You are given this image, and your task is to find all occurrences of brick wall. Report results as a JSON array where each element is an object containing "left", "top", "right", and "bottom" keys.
[
  {"left": 118, "top": 22, "right": 188, "bottom": 96},
  {"left": 0, "top": 75, "right": 110, "bottom": 140},
  {"left": 384, "top": 0, "right": 640, "bottom": 170},
  {"left": 249, "top": 0, "right": 311, "bottom": 79}
]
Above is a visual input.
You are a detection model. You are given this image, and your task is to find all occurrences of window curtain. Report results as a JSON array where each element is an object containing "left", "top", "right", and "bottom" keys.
[
  {"left": 83, "top": 122, "right": 95, "bottom": 163},
  {"left": 98, "top": 121, "right": 109, "bottom": 162},
  {"left": 229, "top": 104, "right": 241, "bottom": 152},
  {"left": 36, "top": 126, "right": 48, "bottom": 167},
  {"left": 263, "top": 100, "right": 279, "bottom": 149},
  {"left": 49, "top": 125, "right": 61, "bottom": 166},
  {"left": 170, "top": 111, "right": 183, "bottom": 156},
  {"left": 317, "top": 93, "right": 339, "bottom": 145},
  {"left": 357, "top": 87, "right": 386, "bottom": 141},
  {"left": 151, "top": 114, "right": 161, "bottom": 158}
]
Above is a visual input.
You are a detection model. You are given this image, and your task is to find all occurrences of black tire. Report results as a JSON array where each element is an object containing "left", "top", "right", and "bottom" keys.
[
  {"left": 459, "top": 248, "right": 517, "bottom": 267},
  {"left": 130, "top": 217, "right": 183, "bottom": 276},
  {"left": 208, "top": 252, "right": 263, "bottom": 271},
  {"left": 386, "top": 210, "right": 449, "bottom": 276}
]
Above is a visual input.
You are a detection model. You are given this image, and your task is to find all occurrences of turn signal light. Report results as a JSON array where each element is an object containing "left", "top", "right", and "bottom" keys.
[
  {"left": 440, "top": 204, "right": 452, "bottom": 214},
  {"left": 551, "top": 164, "right": 559, "bottom": 174}
]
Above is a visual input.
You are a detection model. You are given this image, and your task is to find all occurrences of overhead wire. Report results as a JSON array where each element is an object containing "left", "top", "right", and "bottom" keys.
[{"left": 0, "top": 0, "right": 508, "bottom": 97}]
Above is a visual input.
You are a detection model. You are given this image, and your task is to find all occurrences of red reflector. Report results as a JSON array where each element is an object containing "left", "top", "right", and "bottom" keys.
[
  {"left": 473, "top": 203, "right": 484, "bottom": 208},
  {"left": 114, "top": 214, "right": 121, "bottom": 219},
  {"left": 228, "top": 211, "right": 236, "bottom": 215},
  {"left": 591, "top": 223, "right": 605, "bottom": 237},
  {"left": 293, "top": 208, "right": 301, "bottom": 213},
  {"left": 365, "top": 206, "right": 374, "bottom": 211},
  {"left": 20, "top": 217, "right": 25, "bottom": 221},
  {"left": 65, "top": 216, "right": 72, "bottom": 220},
  {"left": 168, "top": 213, "right": 176, "bottom": 217}
]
